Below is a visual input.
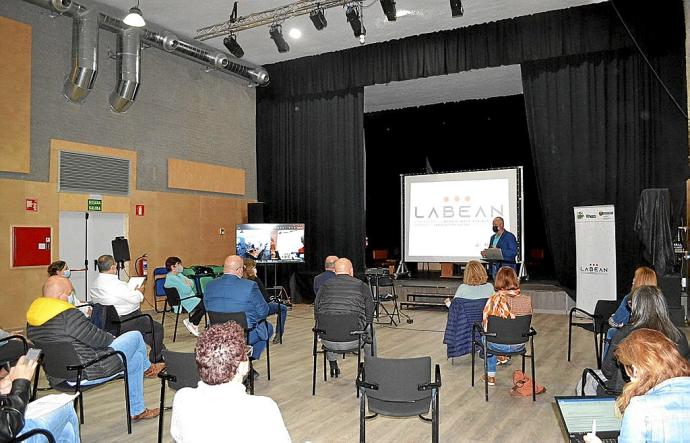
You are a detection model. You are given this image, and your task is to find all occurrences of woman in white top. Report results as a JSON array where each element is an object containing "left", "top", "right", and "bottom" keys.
[
  {"left": 445, "top": 260, "right": 495, "bottom": 306},
  {"left": 170, "top": 321, "right": 291, "bottom": 443}
]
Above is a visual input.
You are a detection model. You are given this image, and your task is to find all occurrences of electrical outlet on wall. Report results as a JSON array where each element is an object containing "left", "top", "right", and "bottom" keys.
[{"left": 219, "top": 228, "right": 225, "bottom": 235}]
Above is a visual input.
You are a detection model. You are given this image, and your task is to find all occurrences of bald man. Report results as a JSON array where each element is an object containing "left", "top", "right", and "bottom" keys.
[
  {"left": 480, "top": 216, "right": 518, "bottom": 278},
  {"left": 204, "top": 255, "right": 273, "bottom": 362},
  {"left": 27, "top": 276, "right": 161, "bottom": 420},
  {"left": 313, "top": 255, "right": 339, "bottom": 297},
  {"left": 314, "top": 258, "right": 375, "bottom": 377}
]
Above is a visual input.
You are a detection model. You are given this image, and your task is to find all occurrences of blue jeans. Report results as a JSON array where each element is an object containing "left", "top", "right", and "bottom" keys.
[
  {"left": 81, "top": 331, "right": 150, "bottom": 416},
  {"left": 268, "top": 302, "right": 288, "bottom": 336},
  {"left": 249, "top": 323, "right": 274, "bottom": 360},
  {"left": 486, "top": 341, "right": 525, "bottom": 376},
  {"left": 18, "top": 402, "right": 80, "bottom": 443}
]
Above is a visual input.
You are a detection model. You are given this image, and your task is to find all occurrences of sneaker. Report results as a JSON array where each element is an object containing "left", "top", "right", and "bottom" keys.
[
  {"left": 144, "top": 362, "right": 165, "bottom": 378},
  {"left": 272, "top": 335, "right": 281, "bottom": 345},
  {"left": 183, "top": 319, "right": 200, "bottom": 337},
  {"left": 480, "top": 375, "right": 496, "bottom": 386},
  {"left": 132, "top": 408, "right": 160, "bottom": 421},
  {"left": 497, "top": 356, "right": 511, "bottom": 365}
]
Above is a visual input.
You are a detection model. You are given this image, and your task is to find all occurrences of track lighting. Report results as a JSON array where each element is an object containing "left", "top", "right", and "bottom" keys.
[
  {"left": 223, "top": 34, "right": 244, "bottom": 58},
  {"left": 310, "top": 8, "right": 328, "bottom": 30},
  {"left": 346, "top": 4, "right": 366, "bottom": 43},
  {"left": 123, "top": 0, "right": 145, "bottom": 27},
  {"left": 450, "top": 0, "right": 464, "bottom": 18},
  {"left": 269, "top": 24, "right": 290, "bottom": 53},
  {"left": 380, "top": 0, "right": 397, "bottom": 21}
]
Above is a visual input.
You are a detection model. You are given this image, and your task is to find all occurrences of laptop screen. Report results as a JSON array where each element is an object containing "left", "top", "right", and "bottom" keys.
[{"left": 555, "top": 396, "right": 622, "bottom": 434}]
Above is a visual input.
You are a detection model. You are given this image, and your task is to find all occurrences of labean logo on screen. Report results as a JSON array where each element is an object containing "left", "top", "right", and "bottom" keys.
[
  {"left": 414, "top": 196, "right": 504, "bottom": 219},
  {"left": 579, "top": 263, "right": 609, "bottom": 274}
]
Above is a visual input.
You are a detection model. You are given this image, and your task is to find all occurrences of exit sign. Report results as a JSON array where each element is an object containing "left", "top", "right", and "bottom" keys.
[{"left": 88, "top": 199, "right": 102, "bottom": 211}]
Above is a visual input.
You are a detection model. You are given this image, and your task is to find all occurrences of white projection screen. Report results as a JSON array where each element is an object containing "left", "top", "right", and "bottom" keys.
[{"left": 402, "top": 168, "right": 524, "bottom": 263}]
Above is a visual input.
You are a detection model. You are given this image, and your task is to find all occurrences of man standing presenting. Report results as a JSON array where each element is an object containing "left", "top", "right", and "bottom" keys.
[
  {"left": 204, "top": 255, "right": 273, "bottom": 364},
  {"left": 313, "top": 255, "right": 338, "bottom": 297},
  {"left": 314, "top": 258, "right": 375, "bottom": 377},
  {"left": 481, "top": 216, "right": 518, "bottom": 278},
  {"left": 90, "top": 255, "right": 165, "bottom": 363}
]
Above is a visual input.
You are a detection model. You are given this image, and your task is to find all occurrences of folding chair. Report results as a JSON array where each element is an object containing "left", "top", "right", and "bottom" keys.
[
  {"left": 157, "top": 351, "right": 199, "bottom": 443},
  {"left": 375, "top": 275, "right": 400, "bottom": 326},
  {"left": 356, "top": 355, "right": 441, "bottom": 443},
  {"left": 471, "top": 315, "right": 537, "bottom": 401},
  {"left": 567, "top": 300, "right": 619, "bottom": 368}
]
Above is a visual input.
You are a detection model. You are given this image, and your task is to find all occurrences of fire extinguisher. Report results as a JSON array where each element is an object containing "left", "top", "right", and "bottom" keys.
[{"left": 135, "top": 254, "right": 148, "bottom": 276}]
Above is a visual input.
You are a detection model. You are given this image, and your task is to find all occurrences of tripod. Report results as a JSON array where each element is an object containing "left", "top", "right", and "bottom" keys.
[{"left": 366, "top": 269, "right": 401, "bottom": 326}]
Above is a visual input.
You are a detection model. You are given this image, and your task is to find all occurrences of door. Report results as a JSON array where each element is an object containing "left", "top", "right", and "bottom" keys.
[{"left": 59, "top": 211, "right": 127, "bottom": 301}]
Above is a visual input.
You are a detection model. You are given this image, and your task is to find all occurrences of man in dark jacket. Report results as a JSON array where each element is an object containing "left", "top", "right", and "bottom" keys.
[
  {"left": 313, "top": 255, "right": 338, "bottom": 297},
  {"left": 314, "top": 258, "right": 375, "bottom": 376},
  {"left": 27, "top": 276, "right": 162, "bottom": 421}
]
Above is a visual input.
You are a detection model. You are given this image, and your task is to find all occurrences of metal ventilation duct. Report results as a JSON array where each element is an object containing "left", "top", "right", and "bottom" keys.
[
  {"left": 64, "top": 11, "right": 99, "bottom": 103},
  {"left": 109, "top": 27, "right": 141, "bottom": 113}
]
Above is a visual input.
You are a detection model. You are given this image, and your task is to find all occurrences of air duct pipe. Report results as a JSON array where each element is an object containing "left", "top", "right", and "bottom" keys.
[
  {"left": 64, "top": 11, "right": 99, "bottom": 103},
  {"left": 109, "top": 27, "right": 141, "bottom": 113}
]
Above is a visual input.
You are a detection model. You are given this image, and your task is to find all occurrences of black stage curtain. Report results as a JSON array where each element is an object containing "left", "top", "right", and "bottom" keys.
[
  {"left": 522, "top": 49, "right": 687, "bottom": 292},
  {"left": 260, "top": 3, "right": 630, "bottom": 98},
  {"left": 256, "top": 89, "right": 366, "bottom": 274}
]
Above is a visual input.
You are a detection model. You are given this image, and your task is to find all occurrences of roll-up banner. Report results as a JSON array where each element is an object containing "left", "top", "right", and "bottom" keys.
[{"left": 574, "top": 205, "right": 617, "bottom": 314}]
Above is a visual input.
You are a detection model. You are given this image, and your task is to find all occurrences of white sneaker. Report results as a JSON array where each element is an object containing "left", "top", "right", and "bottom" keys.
[{"left": 183, "top": 318, "right": 200, "bottom": 337}]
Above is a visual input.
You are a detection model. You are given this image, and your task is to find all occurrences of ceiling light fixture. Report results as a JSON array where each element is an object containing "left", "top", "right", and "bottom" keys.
[
  {"left": 123, "top": 0, "right": 146, "bottom": 27},
  {"left": 269, "top": 24, "right": 290, "bottom": 53},
  {"left": 223, "top": 33, "right": 244, "bottom": 58},
  {"left": 310, "top": 7, "right": 328, "bottom": 30},
  {"left": 380, "top": 0, "right": 397, "bottom": 22},
  {"left": 449, "top": 0, "right": 464, "bottom": 18},
  {"left": 288, "top": 28, "right": 302, "bottom": 39},
  {"left": 346, "top": 3, "right": 366, "bottom": 44}
]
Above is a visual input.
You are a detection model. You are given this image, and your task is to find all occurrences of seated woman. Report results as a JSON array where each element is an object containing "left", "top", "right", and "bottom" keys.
[
  {"left": 243, "top": 258, "right": 288, "bottom": 344},
  {"left": 164, "top": 257, "right": 206, "bottom": 337},
  {"left": 600, "top": 285, "right": 689, "bottom": 395},
  {"left": 606, "top": 266, "right": 656, "bottom": 347},
  {"left": 170, "top": 322, "right": 291, "bottom": 442},
  {"left": 444, "top": 260, "right": 494, "bottom": 307},
  {"left": 481, "top": 266, "right": 533, "bottom": 386},
  {"left": 1, "top": 355, "right": 80, "bottom": 442},
  {"left": 585, "top": 328, "right": 690, "bottom": 443}
]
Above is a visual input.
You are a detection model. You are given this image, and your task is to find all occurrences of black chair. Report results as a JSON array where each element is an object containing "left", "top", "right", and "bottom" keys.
[
  {"left": 157, "top": 351, "right": 199, "bottom": 443},
  {"left": 356, "top": 355, "right": 441, "bottom": 443},
  {"left": 568, "top": 300, "right": 619, "bottom": 368},
  {"left": 207, "top": 311, "right": 271, "bottom": 392},
  {"left": 162, "top": 287, "right": 203, "bottom": 342},
  {"left": 579, "top": 368, "right": 621, "bottom": 397},
  {"left": 12, "top": 429, "right": 55, "bottom": 442},
  {"left": 375, "top": 275, "right": 401, "bottom": 326},
  {"left": 31, "top": 340, "right": 132, "bottom": 434},
  {"left": 0, "top": 335, "right": 39, "bottom": 401},
  {"left": 471, "top": 315, "right": 537, "bottom": 401},
  {"left": 312, "top": 312, "right": 373, "bottom": 396},
  {"left": 93, "top": 304, "right": 159, "bottom": 360}
]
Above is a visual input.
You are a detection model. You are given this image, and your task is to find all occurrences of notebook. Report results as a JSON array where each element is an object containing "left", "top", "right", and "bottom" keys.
[{"left": 555, "top": 396, "right": 621, "bottom": 443}]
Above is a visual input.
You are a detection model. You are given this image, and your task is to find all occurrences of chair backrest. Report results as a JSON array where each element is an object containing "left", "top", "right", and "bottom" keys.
[
  {"left": 91, "top": 303, "right": 120, "bottom": 335},
  {"left": 486, "top": 315, "right": 532, "bottom": 345},
  {"left": 315, "top": 312, "right": 362, "bottom": 342},
  {"left": 199, "top": 275, "right": 215, "bottom": 295},
  {"left": 210, "top": 265, "right": 224, "bottom": 277},
  {"left": 162, "top": 350, "right": 200, "bottom": 391},
  {"left": 164, "top": 287, "right": 182, "bottom": 307},
  {"left": 207, "top": 311, "right": 248, "bottom": 330},
  {"left": 153, "top": 268, "right": 168, "bottom": 297},
  {"left": 362, "top": 355, "right": 432, "bottom": 417},
  {"left": 31, "top": 340, "right": 82, "bottom": 381},
  {"left": 593, "top": 300, "right": 619, "bottom": 325}
]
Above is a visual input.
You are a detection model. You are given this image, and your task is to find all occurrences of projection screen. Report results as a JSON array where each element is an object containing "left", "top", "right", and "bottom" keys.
[{"left": 402, "top": 167, "right": 524, "bottom": 263}]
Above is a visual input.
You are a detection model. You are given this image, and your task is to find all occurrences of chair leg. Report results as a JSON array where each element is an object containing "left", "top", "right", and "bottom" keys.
[
  {"left": 531, "top": 339, "right": 536, "bottom": 402},
  {"left": 173, "top": 310, "right": 180, "bottom": 343},
  {"left": 432, "top": 388, "right": 439, "bottom": 443},
  {"left": 158, "top": 379, "right": 166, "bottom": 443},
  {"left": 161, "top": 301, "right": 167, "bottom": 326},
  {"left": 249, "top": 359, "right": 255, "bottom": 395},
  {"left": 123, "top": 359, "right": 132, "bottom": 434},
  {"left": 471, "top": 338, "right": 476, "bottom": 387},
  {"left": 75, "top": 370, "right": 85, "bottom": 424},
  {"left": 567, "top": 311, "right": 573, "bottom": 362},
  {"left": 483, "top": 341, "right": 489, "bottom": 402},
  {"left": 266, "top": 339, "right": 271, "bottom": 381},
  {"left": 312, "top": 334, "right": 318, "bottom": 396},
  {"left": 359, "top": 388, "right": 366, "bottom": 443},
  {"left": 521, "top": 355, "right": 525, "bottom": 374},
  {"left": 323, "top": 351, "right": 327, "bottom": 382}
]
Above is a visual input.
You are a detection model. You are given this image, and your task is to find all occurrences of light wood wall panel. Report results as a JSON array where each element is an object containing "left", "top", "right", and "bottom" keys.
[
  {"left": 0, "top": 17, "right": 32, "bottom": 173},
  {"left": 168, "top": 158, "right": 245, "bottom": 195}
]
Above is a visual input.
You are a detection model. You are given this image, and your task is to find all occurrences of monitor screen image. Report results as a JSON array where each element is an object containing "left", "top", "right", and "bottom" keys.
[{"left": 236, "top": 223, "right": 305, "bottom": 263}]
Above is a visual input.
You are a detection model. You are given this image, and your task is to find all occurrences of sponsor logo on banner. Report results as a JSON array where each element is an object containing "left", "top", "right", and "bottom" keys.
[
  {"left": 579, "top": 263, "right": 609, "bottom": 274},
  {"left": 577, "top": 211, "right": 584, "bottom": 220}
]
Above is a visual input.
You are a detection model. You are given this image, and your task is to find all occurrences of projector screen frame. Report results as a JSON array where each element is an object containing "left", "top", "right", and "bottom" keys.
[{"left": 399, "top": 167, "right": 525, "bottom": 266}]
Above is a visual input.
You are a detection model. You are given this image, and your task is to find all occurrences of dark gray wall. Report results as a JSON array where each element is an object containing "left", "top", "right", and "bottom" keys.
[{"left": 0, "top": 0, "right": 257, "bottom": 198}]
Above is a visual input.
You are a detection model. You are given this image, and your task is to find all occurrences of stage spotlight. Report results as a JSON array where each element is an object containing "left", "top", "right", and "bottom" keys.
[
  {"left": 223, "top": 34, "right": 244, "bottom": 58},
  {"left": 269, "top": 24, "right": 290, "bottom": 53},
  {"left": 310, "top": 8, "right": 327, "bottom": 30},
  {"left": 450, "top": 0, "right": 463, "bottom": 17},
  {"left": 346, "top": 4, "right": 364, "bottom": 38},
  {"left": 380, "top": 0, "right": 397, "bottom": 21}
]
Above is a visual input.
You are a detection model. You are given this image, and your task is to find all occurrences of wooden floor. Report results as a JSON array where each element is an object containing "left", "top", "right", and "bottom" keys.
[{"left": 38, "top": 304, "right": 686, "bottom": 442}]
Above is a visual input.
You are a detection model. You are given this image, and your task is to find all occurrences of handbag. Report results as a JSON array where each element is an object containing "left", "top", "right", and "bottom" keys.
[{"left": 511, "top": 369, "right": 546, "bottom": 396}]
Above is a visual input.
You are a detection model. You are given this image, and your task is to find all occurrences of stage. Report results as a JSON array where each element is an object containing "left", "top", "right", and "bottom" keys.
[{"left": 390, "top": 277, "right": 574, "bottom": 314}]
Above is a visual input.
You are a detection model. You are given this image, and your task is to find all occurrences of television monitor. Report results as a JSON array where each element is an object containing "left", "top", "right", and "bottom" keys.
[{"left": 236, "top": 223, "right": 305, "bottom": 263}]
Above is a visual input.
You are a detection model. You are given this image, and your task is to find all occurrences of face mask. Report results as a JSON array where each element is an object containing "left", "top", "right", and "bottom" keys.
[
  {"left": 178, "top": 265, "right": 184, "bottom": 273},
  {"left": 63, "top": 269, "right": 71, "bottom": 278},
  {"left": 492, "top": 226, "right": 499, "bottom": 233},
  {"left": 67, "top": 293, "right": 76, "bottom": 305}
]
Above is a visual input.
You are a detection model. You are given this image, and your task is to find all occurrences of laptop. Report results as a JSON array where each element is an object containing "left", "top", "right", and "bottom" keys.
[
  {"left": 483, "top": 248, "right": 504, "bottom": 261},
  {"left": 555, "top": 396, "right": 621, "bottom": 443}
]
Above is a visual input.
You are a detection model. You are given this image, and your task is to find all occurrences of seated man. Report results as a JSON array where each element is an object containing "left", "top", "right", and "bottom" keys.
[
  {"left": 27, "top": 276, "right": 161, "bottom": 421},
  {"left": 314, "top": 258, "right": 375, "bottom": 377},
  {"left": 204, "top": 255, "right": 273, "bottom": 365},
  {"left": 313, "top": 255, "right": 338, "bottom": 297},
  {"left": 90, "top": 254, "right": 165, "bottom": 363}
]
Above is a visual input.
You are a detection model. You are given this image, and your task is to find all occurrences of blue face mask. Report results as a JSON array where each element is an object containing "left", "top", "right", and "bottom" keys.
[{"left": 63, "top": 269, "right": 71, "bottom": 279}]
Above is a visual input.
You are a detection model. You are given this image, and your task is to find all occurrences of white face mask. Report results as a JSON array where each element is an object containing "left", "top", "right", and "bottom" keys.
[
  {"left": 63, "top": 269, "right": 71, "bottom": 279},
  {"left": 67, "top": 293, "right": 76, "bottom": 305},
  {"left": 177, "top": 265, "right": 184, "bottom": 273}
]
